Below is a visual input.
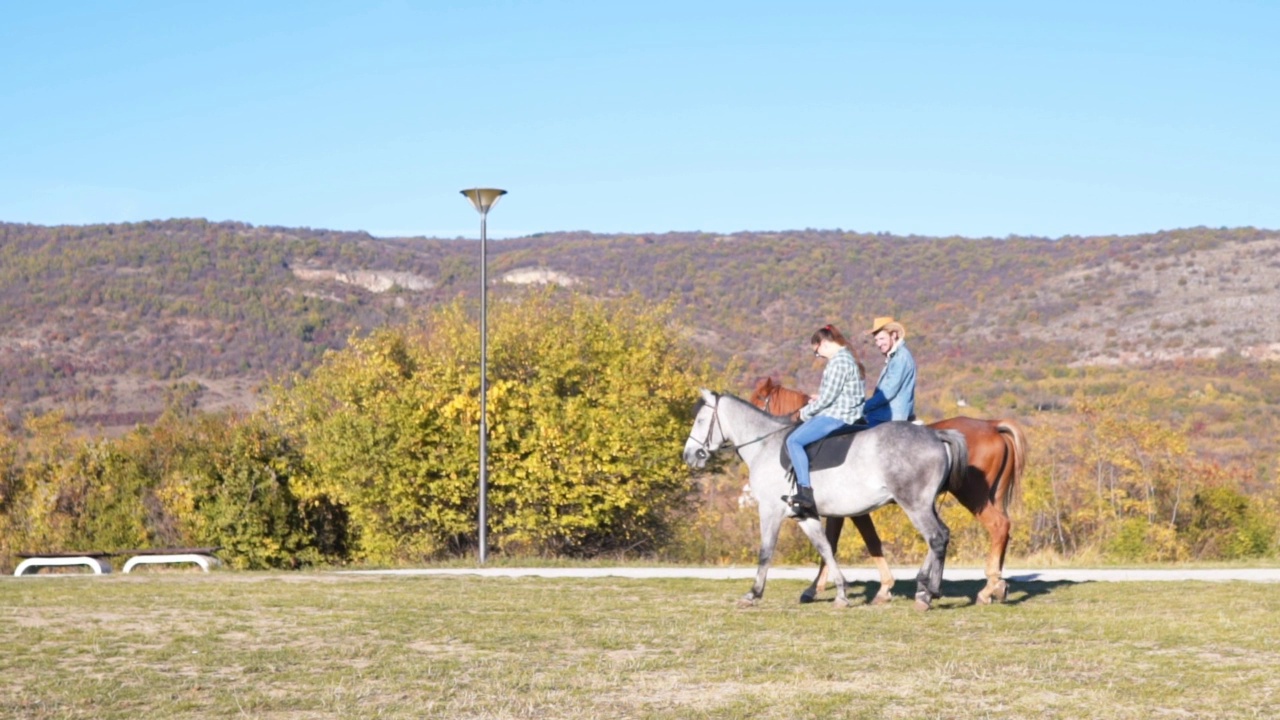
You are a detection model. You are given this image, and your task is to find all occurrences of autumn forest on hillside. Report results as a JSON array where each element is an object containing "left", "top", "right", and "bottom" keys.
[{"left": 1, "top": 220, "right": 1278, "bottom": 570}]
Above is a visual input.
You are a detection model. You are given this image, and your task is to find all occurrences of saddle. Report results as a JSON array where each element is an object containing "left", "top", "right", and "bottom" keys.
[{"left": 779, "top": 422, "right": 871, "bottom": 473}]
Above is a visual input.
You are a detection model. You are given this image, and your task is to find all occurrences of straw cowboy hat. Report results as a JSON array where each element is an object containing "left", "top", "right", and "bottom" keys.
[{"left": 867, "top": 316, "right": 907, "bottom": 339}]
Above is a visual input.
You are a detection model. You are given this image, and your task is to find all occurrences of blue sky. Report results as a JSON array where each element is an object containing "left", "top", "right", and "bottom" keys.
[{"left": 2, "top": 1, "right": 1276, "bottom": 239}]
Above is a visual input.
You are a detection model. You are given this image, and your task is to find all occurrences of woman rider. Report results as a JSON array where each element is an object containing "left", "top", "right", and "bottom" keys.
[{"left": 784, "top": 324, "right": 866, "bottom": 516}]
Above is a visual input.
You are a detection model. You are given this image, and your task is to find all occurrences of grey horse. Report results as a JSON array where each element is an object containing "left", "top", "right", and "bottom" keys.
[{"left": 683, "top": 389, "right": 968, "bottom": 610}]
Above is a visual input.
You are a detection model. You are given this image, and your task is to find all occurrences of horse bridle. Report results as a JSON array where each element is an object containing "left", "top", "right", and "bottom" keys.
[
  {"left": 689, "top": 392, "right": 790, "bottom": 462},
  {"left": 688, "top": 394, "right": 726, "bottom": 462}
]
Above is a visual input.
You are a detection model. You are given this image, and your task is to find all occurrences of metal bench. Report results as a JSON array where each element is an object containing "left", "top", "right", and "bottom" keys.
[
  {"left": 120, "top": 547, "right": 222, "bottom": 573},
  {"left": 14, "top": 551, "right": 115, "bottom": 576}
]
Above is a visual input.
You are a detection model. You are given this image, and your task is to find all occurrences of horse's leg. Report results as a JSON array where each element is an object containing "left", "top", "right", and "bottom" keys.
[
  {"left": 981, "top": 450, "right": 1019, "bottom": 604},
  {"left": 954, "top": 461, "right": 1013, "bottom": 605},
  {"left": 742, "top": 504, "right": 786, "bottom": 608},
  {"left": 800, "top": 517, "right": 844, "bottom": 603},
  {"left": 975, "top": 504, "right": 1012, "bottom": 605},
  {"left": 802, "top": 515, "right": 894, "bottom": 604},
  {"left": 851, "top": 514, "right": 896, "bottom": 605},
  {"left": 795, "top": 515, "right": 848, "bottom": 608},
  {"left": 900, "top": 503, "right": 951, "bottom": 611}
]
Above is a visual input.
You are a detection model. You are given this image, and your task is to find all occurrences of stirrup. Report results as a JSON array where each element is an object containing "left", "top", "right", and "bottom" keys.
[
  {"left": 784, "top": 501, "right": 817, "bottom": 519},
  {"left": 783, "top": 485, "right": 816, "bottom": 518}
]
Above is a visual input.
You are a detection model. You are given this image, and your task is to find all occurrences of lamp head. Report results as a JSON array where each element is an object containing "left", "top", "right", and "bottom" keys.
[{"left": 460, "top": 188, "right": 507, "bottom": 215}]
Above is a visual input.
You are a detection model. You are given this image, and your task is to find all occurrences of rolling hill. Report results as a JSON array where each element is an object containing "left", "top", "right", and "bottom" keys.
[{"left": 3, "top": 220, "right": 1278, "bottom": 446}]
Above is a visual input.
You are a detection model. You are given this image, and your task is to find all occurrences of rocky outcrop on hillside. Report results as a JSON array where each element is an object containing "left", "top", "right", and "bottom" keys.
[
  {"left": 985, "top": 235, "right": 1280, "bottom": 367},
  {"left": 501, "top": 267, "right": 578, "bottom": 287},
  {"left": 290, "top": 267, "right": 435, "bottom": 293}
]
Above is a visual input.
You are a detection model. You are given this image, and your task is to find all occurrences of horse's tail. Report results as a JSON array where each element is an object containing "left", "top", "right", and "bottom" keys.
[
  {"left": 935, "top": 428, "right": 969, "bottom": 496},
  {"left": 993, "top": 418, "right": 1028, "bottom": 511}
]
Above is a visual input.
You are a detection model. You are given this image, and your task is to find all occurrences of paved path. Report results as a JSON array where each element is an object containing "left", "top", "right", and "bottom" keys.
[{"left": 340, "top": 566, "right": 1280, "bottom": 583}]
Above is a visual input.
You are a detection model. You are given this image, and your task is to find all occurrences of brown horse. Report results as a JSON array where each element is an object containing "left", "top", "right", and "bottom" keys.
[{"left": 749, "top": 376, "right": 1028, "bottom": 604}]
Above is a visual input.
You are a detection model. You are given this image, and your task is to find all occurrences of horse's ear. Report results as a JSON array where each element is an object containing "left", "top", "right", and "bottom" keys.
[
  {"left": 753, "top": 377, "right": 769, "bottom": 391},
  {"left": 699, "top": 388, "right": 717, "bottom": 404}
]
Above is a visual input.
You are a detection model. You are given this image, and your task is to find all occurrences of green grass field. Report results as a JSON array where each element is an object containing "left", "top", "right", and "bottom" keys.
[{"left": 2, "top": 571, "right": 1278, "bottom": 719}]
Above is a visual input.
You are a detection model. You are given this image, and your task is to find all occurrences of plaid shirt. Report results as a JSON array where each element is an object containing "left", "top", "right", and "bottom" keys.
[{"left": 800, "top": 347, "right": 866, "bottom": 424}]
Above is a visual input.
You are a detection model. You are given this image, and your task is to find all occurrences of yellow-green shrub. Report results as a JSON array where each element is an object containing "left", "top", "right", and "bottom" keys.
[
  {"left": 271, "top": 289, "right": 717, "bottom": 563},
  {"left": 0, "top": 407, "right": 331, "bottom": 571}
]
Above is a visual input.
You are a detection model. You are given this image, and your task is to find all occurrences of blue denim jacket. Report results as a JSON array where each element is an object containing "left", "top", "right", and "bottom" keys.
[{"left": 864, "top": 342, "right": 916, "bottom": 426}]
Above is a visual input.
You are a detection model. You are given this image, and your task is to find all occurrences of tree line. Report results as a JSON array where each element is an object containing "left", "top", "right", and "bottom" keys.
[{"left": 1, "top": 290, "right": 1275, "bottom": 571}]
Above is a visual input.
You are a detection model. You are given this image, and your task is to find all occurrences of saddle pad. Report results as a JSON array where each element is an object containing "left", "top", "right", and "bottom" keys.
[{"left": 779, "top": 424, "right": 870, "bottom": 473}]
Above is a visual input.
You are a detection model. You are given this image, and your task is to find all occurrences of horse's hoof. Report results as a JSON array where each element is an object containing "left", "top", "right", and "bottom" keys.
[
  {"left": 799, "top": 591, "right": 817, "bottom": 604},
  {"left": 914, "top": 592, "right": 932, "bottom": 612},
  {"left": 736, "top": 597, "right": 758, "bottom": 609},
  {"left": 993, "top": 580, "right": 1009, "bottom": 603},
  {"left": 976, "top": 589, "right": 993, "bottom": 605},
  {"left": 871, "top": 590, "right": 893, "bottom": 606},
  {"left": 833, "top": 596, "right": 850, "bottom": 609}
]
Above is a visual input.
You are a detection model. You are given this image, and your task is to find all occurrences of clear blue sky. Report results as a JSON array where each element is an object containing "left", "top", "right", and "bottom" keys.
[{"left": 2, "top": 1, "right": 1276, "bottom": 239}]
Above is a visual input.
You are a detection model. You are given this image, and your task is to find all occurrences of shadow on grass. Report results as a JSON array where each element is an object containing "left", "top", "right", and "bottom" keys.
[
  {"left": 800, "top": 579, "right": 1082, "bottom": 607},
  {"left": 926, "top": 578, "right": 1081, "bottom": 608}
]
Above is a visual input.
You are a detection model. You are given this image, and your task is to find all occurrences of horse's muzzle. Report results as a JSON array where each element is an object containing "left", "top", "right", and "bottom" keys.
[{"left": 683, "top": 443, "right": 709, "bottom": 468}]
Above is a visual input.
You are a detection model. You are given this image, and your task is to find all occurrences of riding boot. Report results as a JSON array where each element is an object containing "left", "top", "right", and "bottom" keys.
[{"left": 785, "top": 485, "right": 817, "bottom": 518}]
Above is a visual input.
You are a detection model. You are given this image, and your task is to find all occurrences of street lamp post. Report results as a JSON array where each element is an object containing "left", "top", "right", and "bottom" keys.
[{"left": 460, "top": 188, "right": 506, "bottom": 564}]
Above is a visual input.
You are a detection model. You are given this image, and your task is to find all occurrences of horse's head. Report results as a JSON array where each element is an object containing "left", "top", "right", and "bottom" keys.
[
  {"left": 684, "top": 388, "right": 727, "bottom": 469},
  {"left": 748, "top": 377, "right": 777, "bottom": 410}
]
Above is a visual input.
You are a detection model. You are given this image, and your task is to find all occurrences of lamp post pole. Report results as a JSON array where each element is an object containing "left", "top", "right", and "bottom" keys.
[{"left": 460, "top": 188, "right": 506, "bottom": 564}]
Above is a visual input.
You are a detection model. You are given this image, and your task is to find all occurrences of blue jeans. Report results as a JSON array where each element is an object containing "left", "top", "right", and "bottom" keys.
[{"left": 786, "top": 415, "right": 853, "bottom": 489}]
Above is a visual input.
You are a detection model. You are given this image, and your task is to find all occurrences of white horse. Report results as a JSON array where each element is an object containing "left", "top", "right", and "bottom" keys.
[{"left": 683, "top": 389, "right": 968, "bottom": 610}]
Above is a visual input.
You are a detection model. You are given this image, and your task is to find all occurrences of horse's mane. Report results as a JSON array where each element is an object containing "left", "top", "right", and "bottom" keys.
[
  {"left": 715, "top": 389, "right": 792, "bottom": 424},
  {"left": 722, "top": 390, "right": 770, "bottom": 413}
]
